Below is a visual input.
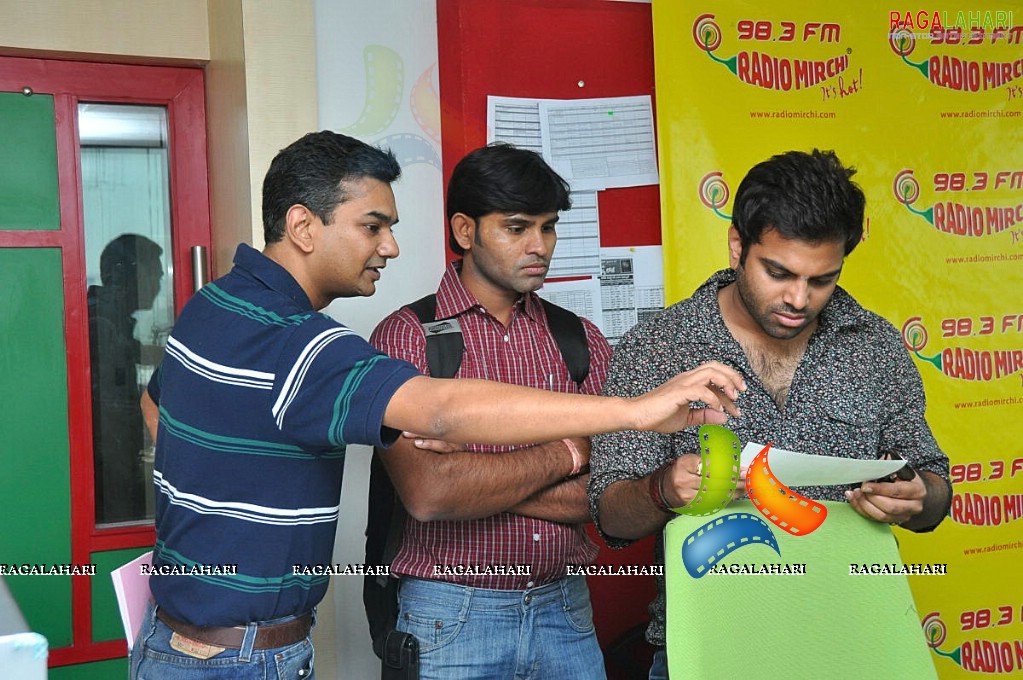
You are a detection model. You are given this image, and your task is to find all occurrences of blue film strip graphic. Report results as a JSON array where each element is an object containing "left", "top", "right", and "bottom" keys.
[
  {"left": 377, "top": 132, "right": 441, "bottom": 169},
  {"left": 680, "top": 512, "right": 780, "bottom": 578}
]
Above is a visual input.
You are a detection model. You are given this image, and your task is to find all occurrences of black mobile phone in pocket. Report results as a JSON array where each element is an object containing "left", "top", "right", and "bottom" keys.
[{"left": 381, "top": 630, "right": 419, "bottom": 680}]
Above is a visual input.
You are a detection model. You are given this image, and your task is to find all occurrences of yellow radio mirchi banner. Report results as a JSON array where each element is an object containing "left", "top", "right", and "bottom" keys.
[{"left": 652, "top": 1, "right": 1021, "bottom": 677}]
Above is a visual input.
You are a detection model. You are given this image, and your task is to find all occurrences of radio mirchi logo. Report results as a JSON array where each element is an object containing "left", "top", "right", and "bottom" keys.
[
  {"left": 922, "top": 610, "right": 1023, "bottom": 674},
  {"left": 892, "top": 168, "right": 1023, "bottom": 239},
  {"left": 901, "top": 316, "right": 1023, "bottom": 382},
  {"left": 692, "top": 13, "right": 855, "bottom": 93},
  {"left": 678, "top": 425, "right": 827, "bottom": 579},
  {"left": 698, "top": 172, "right": 732, "bottom": 221},
  {"left": 888, "top": 11, "right": 1022, "bottom": 92}
]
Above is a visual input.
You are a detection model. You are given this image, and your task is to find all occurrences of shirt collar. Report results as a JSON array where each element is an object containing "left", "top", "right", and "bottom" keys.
[
  {"left": 434, "top": 260, "right": 541, "bottom": 323},
  {"left": 687, "top": 269, "right": 740, "bottom": 346},
  {"left": 232, "top": 243, "right": 314, "bottom": 311}
]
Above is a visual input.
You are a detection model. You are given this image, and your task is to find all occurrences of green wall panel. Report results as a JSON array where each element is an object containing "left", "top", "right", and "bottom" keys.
[
  {"left": 0, "top": 92, "right": 60, "bottom": 230},
  {"left": 91, "top": 547, "right": 151, "bottom": 643},
  {"left": 0, "top": 248, "right": 72, "bottom": 645},
  {"left": 50, "top": 657, "right": 128, "bottom": 680}
]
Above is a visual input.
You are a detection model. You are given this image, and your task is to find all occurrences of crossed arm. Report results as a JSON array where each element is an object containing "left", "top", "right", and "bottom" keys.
[{"left": 377, "top": 434, "right": 591, "bottom": 524}]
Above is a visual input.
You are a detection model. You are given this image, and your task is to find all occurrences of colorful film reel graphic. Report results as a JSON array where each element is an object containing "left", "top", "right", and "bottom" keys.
[
  {"left": 672, "top": 425, "right": 740, "bottom": 517},
  {"left": 675, "top": 428, "right": 831, "bottom": 578},
  {"left": 341, "top": 45, "right": 404, "bottom": 137},
  {"left": 680, "top": 512, "right": 780, "bottom": 578},
  {"left": 746, "top": 444, "right": 828, "bottom": 535}
]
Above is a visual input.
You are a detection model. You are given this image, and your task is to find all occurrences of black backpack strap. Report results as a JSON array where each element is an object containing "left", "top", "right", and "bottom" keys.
[
  {"left": 364, "top": 294, "right": 468, "bottom": 659},
  {"left": 363, "top": 452, "right": 401, "bottom": 659},
  {"left": 408, "top": 293, "right": 588, "bottom": 386},
  {"left": 538, "top": 297, "right": 590, "bottom": 387},
  {"left": 406, "top": 294, "right": 465, "bottom": 379}
]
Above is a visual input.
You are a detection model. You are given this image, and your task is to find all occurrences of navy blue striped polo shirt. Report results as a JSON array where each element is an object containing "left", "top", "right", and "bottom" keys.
[{"left": 146, "top": 243, "right": 419, "bottom": 626}]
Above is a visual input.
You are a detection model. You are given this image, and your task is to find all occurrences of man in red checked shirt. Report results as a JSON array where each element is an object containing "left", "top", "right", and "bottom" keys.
[{"left": 370, "top": 144, "right": 610, "bottom": 679}]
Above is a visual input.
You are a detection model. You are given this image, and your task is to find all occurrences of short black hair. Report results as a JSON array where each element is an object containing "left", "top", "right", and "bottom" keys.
[
  {"left": 732, "top": 149, "right": 865, "bottom": 262},
  {"left": 262, "top": 131, "right": 401, "bottom": 244},
  {"left": 446, "top": 143, "right": 571, "bottom": 255}
]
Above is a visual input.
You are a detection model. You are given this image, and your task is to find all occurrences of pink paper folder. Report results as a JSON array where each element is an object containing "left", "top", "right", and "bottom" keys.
[{"left": 110, "top": 551, "right": 153, "bottom": 651}]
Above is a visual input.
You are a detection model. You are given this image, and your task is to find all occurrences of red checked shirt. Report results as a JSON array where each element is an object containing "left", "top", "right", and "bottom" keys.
[{"left": 369, "top": 261, "right": 611, "bottom": 590}]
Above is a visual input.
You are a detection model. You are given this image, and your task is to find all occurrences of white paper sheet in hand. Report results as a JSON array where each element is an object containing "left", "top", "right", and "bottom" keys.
[{"left": 739, "top": 442, "right": 907, "bottom": 486}]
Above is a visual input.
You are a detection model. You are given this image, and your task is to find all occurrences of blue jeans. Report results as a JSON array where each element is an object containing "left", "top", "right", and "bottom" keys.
[
  {"left": 129, "top": 602, "right": 315, "bottom": 679},
  {"left": 649, "top": 647, "right": 668, "bottom": 680},
  {"left": 396, "top": 575, "right": 606, "bottom": 680}
]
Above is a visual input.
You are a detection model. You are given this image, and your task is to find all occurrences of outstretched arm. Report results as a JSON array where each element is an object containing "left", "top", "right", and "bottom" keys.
[{"left": 382, "top": 362, "right": 745, "bottom": 446}]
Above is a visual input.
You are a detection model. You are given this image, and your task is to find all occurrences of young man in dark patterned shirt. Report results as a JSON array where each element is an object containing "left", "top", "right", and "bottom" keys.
[{"left": 587, "top": 149, "right": 952, "bottom": 680}]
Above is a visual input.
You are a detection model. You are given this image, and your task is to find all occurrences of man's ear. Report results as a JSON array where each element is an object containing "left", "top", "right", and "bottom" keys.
[
  {"left": 727, "top": 226, "right": 743, "bottom": 269},
  {"left": 450, "top": 213, "right": 476, "bottom": 253},
  {"left": 284, "top": 205, "right": 317, "bottom": 254}
]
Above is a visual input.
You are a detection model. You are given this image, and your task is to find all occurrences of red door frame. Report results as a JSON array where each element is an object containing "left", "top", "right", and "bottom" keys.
[{"left": 0, "top": 56, "right": 211, "bottom": 667}]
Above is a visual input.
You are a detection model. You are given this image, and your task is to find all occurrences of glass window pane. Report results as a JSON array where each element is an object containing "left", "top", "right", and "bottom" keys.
[{"left": 80, "top": 103, "right": 173, "bottom": 527}]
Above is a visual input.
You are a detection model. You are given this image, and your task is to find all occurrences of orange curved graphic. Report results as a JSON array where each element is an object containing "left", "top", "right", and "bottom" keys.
[
  {"left": 746, "top": 443, "right": 828, "bottom": 535},
  {"left": 411, "top": 63, "right": 441, "bottom": 144}
]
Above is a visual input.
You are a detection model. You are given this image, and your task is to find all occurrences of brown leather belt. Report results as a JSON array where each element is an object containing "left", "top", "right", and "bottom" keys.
[{"left": 157, "top": 608, "right": 312, "bottom": 650}]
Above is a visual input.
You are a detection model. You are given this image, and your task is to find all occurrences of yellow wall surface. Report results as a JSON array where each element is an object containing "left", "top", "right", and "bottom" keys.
[
  {"left": 0, "top": 0, "right": 210, "bottom": 62},
  {"left": 237, "top": 0, "right": 318, "bottom": 253},
  {"left": 206, "top": 0, "right": 318, "bottom": 272},
  {"left": 653, "top": 2, "right": 1022, "bottom": 678}
]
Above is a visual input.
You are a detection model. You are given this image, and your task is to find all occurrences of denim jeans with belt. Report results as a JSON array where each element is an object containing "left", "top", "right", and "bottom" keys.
[
  {"left": 396, "top": 574, "right": 606, "bottom": 680},
  {"left": 129, "top": 602, "right": 315, "bottom": 680}
]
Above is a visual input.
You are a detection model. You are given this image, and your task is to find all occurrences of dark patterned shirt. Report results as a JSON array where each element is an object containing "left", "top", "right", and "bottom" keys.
[{"left": 588, "top": 268, "right": 950, "bottom": 646}]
